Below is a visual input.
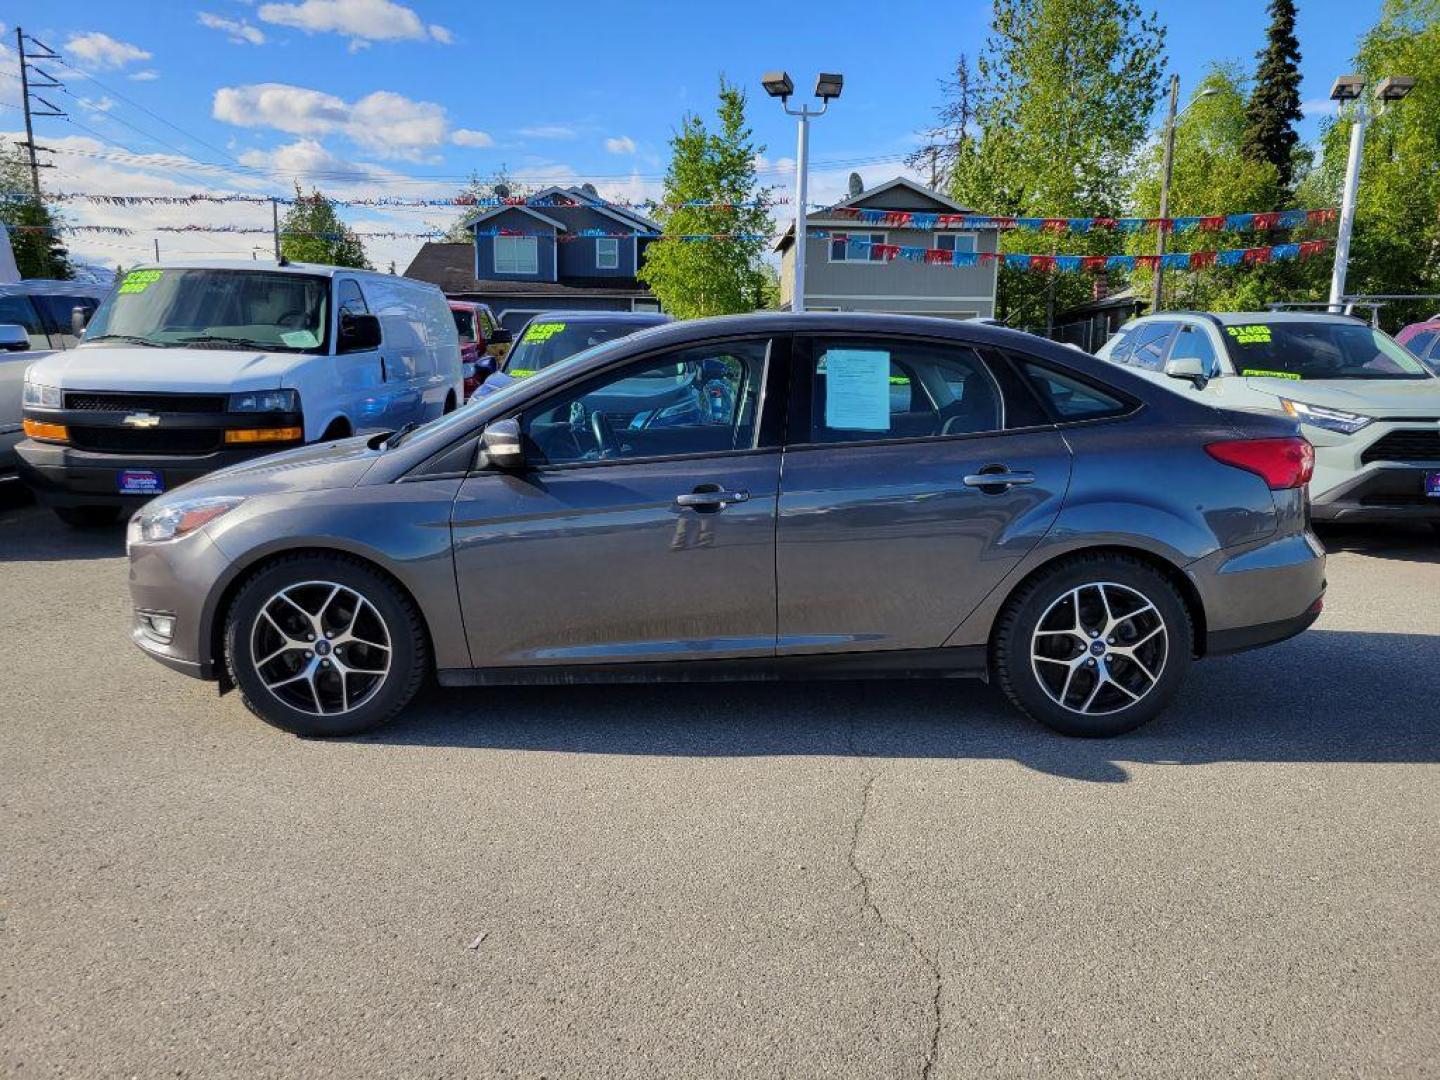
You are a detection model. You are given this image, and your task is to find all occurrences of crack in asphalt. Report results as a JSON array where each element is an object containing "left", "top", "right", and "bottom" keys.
[{"left": 846, "top": 723, "right": 944, "bottom": 1080}]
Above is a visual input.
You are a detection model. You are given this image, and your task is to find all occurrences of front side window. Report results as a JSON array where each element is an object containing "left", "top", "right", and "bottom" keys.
[
  {"left": 518, "top": 340, "right": 769, "bottom": 466},
  {"left": 451, "top": 308, "right": 476, "bottom": 342},
  {"left": 596, "top": 238, "right": 619, "bottom": 270},
  {"left": 803, "top": 339, "right": 1004, "bottom": 444},
  {"left": 337, "top": 279, "right": 368, "bottom": 318},
  {"left": 1168, "top": 325, "right": 1219, "bottom": 371},
  {"left": 0, "top": 295, "right": 49, "bottom": 349},
  {"left": 494, "top": 236, "right": 539, "bottom": 275},
  {"left": 828, "top": 231, "right": 886, "bottom": 263},
  {"left": 82, "top": 269, "right": 329, "bottom": 352},
  {"left": 1222, "top": 320, "right": 1431, "bottom": 380}
]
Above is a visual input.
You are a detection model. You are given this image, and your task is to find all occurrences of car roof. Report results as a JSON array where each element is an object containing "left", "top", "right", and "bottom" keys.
[
  {"left": 1132, "top": 310, "right": 1369, "bottom": 327},
  {"left": 122, "top": 259, "right": 431, "bottom": 285}
]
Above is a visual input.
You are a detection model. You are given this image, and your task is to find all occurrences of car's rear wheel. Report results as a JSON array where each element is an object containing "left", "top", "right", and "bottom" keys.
[
  {"left": 54, "top": 505, "right": 121, "bottom": 528},
  {"left": 992, "top": 553, "right": 1193, "bottom": 737},
  {"left": 224, "top": 554, "right": 429, "bottom": 737}
]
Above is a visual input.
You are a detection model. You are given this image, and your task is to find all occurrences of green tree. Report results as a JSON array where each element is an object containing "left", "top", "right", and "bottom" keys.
[
  {"left": 1299, "top": 0, "right": 1440, "bottom": 328},
  {"left": 443, "top": 166, "right": 536, "bottom": 242},
  {"left": 948, "top": 0, "right": 1166, "bottom": 330},
  {"left": 1242, "top": 0, "right": 1305, "bottom": 196},
  {"left": 0, "top": 145, "right": 72, "bottom": 279},
  {"left": 279, "top": 185, "right": 370, "bottom": 268},
  {"left": 639, "top": 77, "right": 773, "bottom": 319}
]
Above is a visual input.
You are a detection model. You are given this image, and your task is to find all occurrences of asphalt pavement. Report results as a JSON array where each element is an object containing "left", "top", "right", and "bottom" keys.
[{"left": 1, "top": 493, "right": 1437, "bottom": 1078}]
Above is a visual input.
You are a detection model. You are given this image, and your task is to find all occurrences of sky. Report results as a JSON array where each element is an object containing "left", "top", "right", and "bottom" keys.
[{"left": 1, "top": 0, "right": 1384, "bottom": 276}]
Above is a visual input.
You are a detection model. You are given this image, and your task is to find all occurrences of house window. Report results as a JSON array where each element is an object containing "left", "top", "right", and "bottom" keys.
[
  {"left": 633, "top": 298, "right": 662, "bottom": 313},
  {"left": 828, "top": 231, "right": 886, "bottom": 263},
  {"left": 596, "top": 237, "right": 619, "bottom": 270},
  {"left": 495, "top": 236, "right": 539, "bottom": 275},
  {"left": 933, "top": 233, "right": 977, "bottom": 254}
]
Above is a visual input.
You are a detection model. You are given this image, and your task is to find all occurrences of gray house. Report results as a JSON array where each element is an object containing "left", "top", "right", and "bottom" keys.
[
  {"left": 404, "top": 186, "right": 662, "bottom": 332},
  {"left": 774, "top": 177, "right": 999, "bottom": 319}
]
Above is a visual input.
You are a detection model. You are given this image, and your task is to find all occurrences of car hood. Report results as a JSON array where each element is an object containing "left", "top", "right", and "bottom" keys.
[
  {"left": 1243, "top": 376, "right": 1440, "bottom": 417},
  {"left": 26, "top": 346, "right": 306, "bottom": 391},
  {"left": 160, "top": 435, "right": 383, "bottom": 502}
]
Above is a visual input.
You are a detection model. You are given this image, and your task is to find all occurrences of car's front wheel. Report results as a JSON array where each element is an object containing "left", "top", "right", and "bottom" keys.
[
  {"left": 224, "top": 554, "right": 429, "bottom": 736},
  {"left": 992, "top": 553, "right": 1193, "bottom": 737}
]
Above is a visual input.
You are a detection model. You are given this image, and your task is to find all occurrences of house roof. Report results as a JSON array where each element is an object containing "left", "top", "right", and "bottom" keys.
[
  {"left": 402, "top": 243, "right": 653, "bottom": 298},
  {"left": 774, "top": 176, "right": 983, "bottom": 253},
  {"left": 531, "top": 185, "right": 661, "bottom": 233},
  {"left": 466, "top": 204, "right": 568, "bottom": 232}
]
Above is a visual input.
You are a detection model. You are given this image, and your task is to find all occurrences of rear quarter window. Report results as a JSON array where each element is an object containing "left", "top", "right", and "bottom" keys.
[{"left": 1015, "top": 359, "right": 1133, "bottom": 422}]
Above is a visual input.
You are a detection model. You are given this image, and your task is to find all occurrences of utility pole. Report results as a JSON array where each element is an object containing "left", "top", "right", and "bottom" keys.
[
  {"left": 13, "top": 29, "right": 64, "bottom": 202},
  {"left": 1152, "top": 74, "right": 1180, "bottom": 313},
  {"left": 272, "top": 198, "right": 282, "bottom": 260},
  {"left": 153, "top": 238, "right": 160, "bottom": 262}
]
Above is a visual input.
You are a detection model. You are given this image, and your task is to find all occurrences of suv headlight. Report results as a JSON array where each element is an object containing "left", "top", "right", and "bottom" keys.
[
  {"left": 229, "top": 389, "right": 299, "bottom": 413},
  {"left": 1280, "top": 399, "right": 1372, "bottom": 435},
  {"left": 22, "top": 379, "right": 61, "bottom": 409},
  {"left": 138, "top": 495, "right": 246, "bottom": 542}
]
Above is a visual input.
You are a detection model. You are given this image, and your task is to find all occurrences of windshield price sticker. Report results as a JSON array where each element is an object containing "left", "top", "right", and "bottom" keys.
[
  {"left": 1226, "top": 324, "right": 1273, "bottom": 345},
  {"left": 1240, "top": 368, "right": 1303, "bottom": 380},
  {"left": 508, "top": 368, "right": 537, "bottom": 378},
  {"left": 119, "top": 269, "right": 164, "bottom": 294},
  {"left": 524, "top": 322, "right": 566, "bottom": 343}
]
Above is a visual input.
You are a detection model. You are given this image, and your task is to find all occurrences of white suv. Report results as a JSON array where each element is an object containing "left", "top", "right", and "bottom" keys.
[{"left": 1097, "top": 312, "right": 1440, "bottom": 526}]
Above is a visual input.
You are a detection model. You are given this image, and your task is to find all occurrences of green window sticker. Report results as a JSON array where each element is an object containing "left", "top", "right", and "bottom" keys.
[
  {"left": 280, "top": 329, "right": 320, "bottom": 348},
  {"left": 523, "top": 322, "right": 566, "bottom": 343},
  {"left": 507, "top": 368, "right": 537, "bottom": 378},
  {"left": 1240, "top": 368, "right": 1302, "bottom": 380},
  {"left": 1226, "top": 324, "right": 1273, "bottom": 345},
  {"left": 119, "top": 269, "right": 164, "bottom": 295}
]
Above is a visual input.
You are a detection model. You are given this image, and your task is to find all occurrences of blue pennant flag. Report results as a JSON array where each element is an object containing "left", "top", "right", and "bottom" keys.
[
  {"left": 1054, "top": 255, "right": 1083, "bottom": 272},
  {"left": 1171, "top": 217, "right": 1203, "bottom": 233},
  {"left": 1066, "top": 218, "right": 1092, "bottom": 233},
  {"left": 1106, "top": 255, "right": 1137, "bottom": 271},
  {"left": 1217, "top": 248, "right": 1246, "bottom": 266},
  {"left": 1162, "top": 252, "right": 1191, "bottom": 269},
  {"left": 911, "top": 213, "right": 938, "bottom": 231},
  {"left": 952, "top": 251, "right": 980, "bottom": 268},
  {"left": 1225, "top": 214, "right": 1255, "bottom": 231},
  {"left": 1115, "top": 218, "right": 1147, "bottom": 233},
  {"left": 1004, "top": 254, "right": 1033, "bottom": 270},
  {"left": 1270, "top": 243, "right": 1301, "bottom": 260}
]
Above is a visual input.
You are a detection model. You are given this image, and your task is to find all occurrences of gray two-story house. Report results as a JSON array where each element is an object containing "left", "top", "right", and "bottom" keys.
[
  {"left": 775, "top": 177, "right": 999, "bottom": 319},
  {"left": 404, "top": 186, "right": 662, "bottom": 332}
]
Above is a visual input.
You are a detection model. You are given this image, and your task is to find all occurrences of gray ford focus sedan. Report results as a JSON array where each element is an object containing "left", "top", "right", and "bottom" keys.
[{"left": 126, "top": 313, "right": 1325, "bottom": 738}]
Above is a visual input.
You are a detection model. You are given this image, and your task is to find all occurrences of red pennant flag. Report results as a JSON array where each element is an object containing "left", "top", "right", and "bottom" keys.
[
  {"left": 1042, "top": 218, "right": 1068, "bottom": 233},
  {"left": 1198, "top": 216, "right": 1226, "bottom": 232},
  {"left": 1189, "top": 250, "right": 1218, "bottom": 269},
  {"left": 1092, "top": 217, "right": 1118, "bottom": 229},
  {"left": 1252, "top": 212, "right": 1281, "bottom": 231},
  {"left": 1029, "top": 255, "right": 1055, "bottom": 273},
  {"left": 978, "top": 251, "right": 1000, "bottom": 264},
  {"left": 1080, "top": 255, "right": 1108, "bottom": 272},
  {"left": 925, "top": 248, "right": 950, "bottom": 264},
  {"left": 1243, "top": 247, "right": 1272, "bottom": 265},
  {"left": 873, "top": 244, "right": 900, "bottom": 261},
  {"left": 1135, "top": 255, "right": 1161, "bottom": 270},
  {"left": 832, "top": 207, "right": 861, "bottom": 220}
]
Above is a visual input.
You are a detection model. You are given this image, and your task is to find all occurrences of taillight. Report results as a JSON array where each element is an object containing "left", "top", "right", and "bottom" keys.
[{"left": 1205, "top": 437, "right": 1315, "bottom": 489}]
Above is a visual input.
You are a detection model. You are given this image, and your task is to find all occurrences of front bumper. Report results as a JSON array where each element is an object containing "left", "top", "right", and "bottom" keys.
[
  {"left": 1310, "top": 466, "right": 1440, "bottom": 522},
  {"left": 17, "top": 438, "right": 284, "bottom": 508},
  {"left": 127, "top": 515, "right": 236, "bottom": 681},
  {"left": 1309, "top": 421, "right": 1440, "bottom": 522}
]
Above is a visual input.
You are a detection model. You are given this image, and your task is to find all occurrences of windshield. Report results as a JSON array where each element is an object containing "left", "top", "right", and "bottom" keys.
[
  {"left": 504, "top": 318, "right": 655, "bottom": 375},
  {"left": 1222, "top": 321, "right": 1431, "bottom": 381},
  {"left": 452, "top": 308, "right": 475, "bottom": 342},
  {"left": 84, "top": 269, "right": 330, "bottom": 353}
]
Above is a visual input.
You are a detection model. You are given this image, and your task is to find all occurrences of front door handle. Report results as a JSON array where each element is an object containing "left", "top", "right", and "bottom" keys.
[
  {"left": 675, "top": 486, "right": 751, "bottom": 511},
  {"left": 962, "top": 469, "right": 1036, "bottom": 491}
]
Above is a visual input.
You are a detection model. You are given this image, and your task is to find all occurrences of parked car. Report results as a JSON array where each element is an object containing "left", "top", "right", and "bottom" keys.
[
  {"left": 449, "top": 300, "right": 512, "bottom": 398},
  {"left": 18, "top": 261, "right": 461, "bottom": 526},
  {"left": 1396, "top": 315, "right": 1440, "bottom": 374},
  {"left": 126, "top": 312, "right": 1324, "bottom": 740},
  {"left": 1097, "top": 311, "right": 1440, "bottom": 524},
  {"left": 476, "top": 310, "right": 672, "bottom": 397},
  {"left": 0, "top": 281, "right": 112, "bottom": 485}
]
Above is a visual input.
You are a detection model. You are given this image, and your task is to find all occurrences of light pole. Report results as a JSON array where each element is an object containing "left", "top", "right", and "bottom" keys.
[
  {"left": 763, "top": 71, "right": 844, "bottom": 314},
  {"left": 1328, "top": 74, "right": 1415, "bottom": 312},
  {"left": 1152, "top": 78, "right": 1218, "bottom": 312}
]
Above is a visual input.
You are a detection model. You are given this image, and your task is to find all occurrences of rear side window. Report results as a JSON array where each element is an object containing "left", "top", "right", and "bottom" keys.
[
  {"left": 1018, "top": 361, "right": 1131, "bottom": 421},
  {"left": 1105, "top": 327, "right": 1137, "bottom": 363},
  {"left": 1128, "top": 322, "right": 1178, "bottom": 370}
]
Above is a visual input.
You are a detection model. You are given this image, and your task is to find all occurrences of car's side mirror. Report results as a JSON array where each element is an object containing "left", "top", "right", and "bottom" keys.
[
  {"left": 479, "top": 418, "right": 526, "bottom": 470},
  {"left": 0, "top": 323, "right": 31, "bottom": 352},
  {"left": 338, "top": 312, "right": 382, "bottom": 353},
  {"left": 71, "top": 305, "right": 90, "bottom": 338},
  {"left": 1164, "top": 355, "right": 1210, "bottom": 390},
  {"left": 489, "top": 328, "right": 512, "bottom": 348}
]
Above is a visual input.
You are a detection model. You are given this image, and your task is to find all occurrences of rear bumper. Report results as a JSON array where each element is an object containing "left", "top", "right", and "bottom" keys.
[
  {"left": 1206, "top": 599, "right": 1323, "bottom": 656},
  {"left": 1188, "top": 530, "right": 1327, "bottom": 656},
  {"left": 17, "top": 438, "right": 280, "bottom": 507},
  {"left": 1310, "top": 466, "right": 1440, "bottom": 522}
]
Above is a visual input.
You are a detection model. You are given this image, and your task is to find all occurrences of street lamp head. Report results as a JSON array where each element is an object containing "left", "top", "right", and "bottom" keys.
[
  {"left": 761, "top": 71, "right": 794, "bottom": 100},
  {"left": 1330, "top": 74, "right": 1367, "bottom": 101},
  {"left": 814, "top": 72, "right": 844, "bottom": 101},
  {"left": 1375, "top": 75, "right": 1416, "bottom": 101}
]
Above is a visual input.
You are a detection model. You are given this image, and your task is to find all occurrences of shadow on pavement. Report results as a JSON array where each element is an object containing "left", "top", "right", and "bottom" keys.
[
  {"left": 0, "top": 503, "right": 128, "bottom": 562},
  {"left": 1315, "top": 523, "right": 1440, "bottom": 563},
  {"left": 355, "top": 628, "right": 1440, "bottom": 784}
]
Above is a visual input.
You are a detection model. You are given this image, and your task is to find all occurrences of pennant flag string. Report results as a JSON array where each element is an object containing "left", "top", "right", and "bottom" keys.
[
  {"left": 14, "top": 190, "right": 783, "bottom": 213},
  {"left": 814, "top": 206, "right": 1335, "bottom": 233}
]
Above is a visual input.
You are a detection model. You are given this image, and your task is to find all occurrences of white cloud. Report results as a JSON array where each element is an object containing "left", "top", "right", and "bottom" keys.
[
  {"left": 1302, "top": 98, "right": 1339, "bottom": 117},
  {"left": 604, "top": 135, "right": 637, "bottom": 155},
  {"left": 77, "top": 96, "right": 116, "bottom": 113},
  {"left": 257, "top": 0, "right": 452, "bottom": 45},
  {"left": 64, "top": 32, "right": 152, "bottom": 70},
  {"left": 518, "top": 125, "right": 576, "bottom": 140},
  {"left": 129, "top": 69, "right": 160, "bottom": 82},
  {"left": 198, "top": 12, "right": 267, "bottom": 45},
  {"left": 451, "top": 128, "right": 494, "bottom": 148},
  {"left": 212, "top": 82, "right": 449, "bottom": 160}
]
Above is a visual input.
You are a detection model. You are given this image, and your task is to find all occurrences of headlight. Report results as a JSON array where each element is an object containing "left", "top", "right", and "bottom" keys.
[
  {"left": 229, "top": 389, "right": 299, "bottom": 413},
  {"left": 1279, "top": 398, "right": 1372, "bottom": 435},
  {"left": 22, "top": 380, "right": 61, "bottom": 409},
  {"left": 138, "top": 495, "right": 246, "bottom": 542}
]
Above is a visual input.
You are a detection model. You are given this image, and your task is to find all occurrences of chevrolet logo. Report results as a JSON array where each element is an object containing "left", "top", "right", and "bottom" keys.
[{"left": 122, "top": 412, "right": 161, "bottom": 428}]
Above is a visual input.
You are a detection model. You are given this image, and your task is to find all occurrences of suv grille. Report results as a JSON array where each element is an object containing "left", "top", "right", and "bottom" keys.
[
  {"left": 68, "top": 427, "right": 222, "bottom": 455},
  {"left": 64, "top": 391, "right": 227, "bottom": 414},
  {"left": 1360, "top": 429, "right": 1440, "bottom": 465}
]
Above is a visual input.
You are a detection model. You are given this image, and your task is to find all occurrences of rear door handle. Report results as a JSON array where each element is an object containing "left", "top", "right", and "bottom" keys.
[
  {"left": 380, "top": 356, "right": 388, "bottom": 381},
  {"left": 963, "top": 470, "right": 1036, "bottom": 490},
  {"left": 675, "top": 487, "right": 751, "bottom": 510}
]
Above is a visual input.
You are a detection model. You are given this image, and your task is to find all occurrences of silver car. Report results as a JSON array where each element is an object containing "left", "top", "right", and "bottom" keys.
[{"left": 127, "top": 313, "right": 1326, "bottom": 739}]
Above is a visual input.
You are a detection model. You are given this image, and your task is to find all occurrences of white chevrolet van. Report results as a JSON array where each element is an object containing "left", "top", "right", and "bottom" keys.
[{"left": 17, "top": 261, "right": 461, "bottom": 525}]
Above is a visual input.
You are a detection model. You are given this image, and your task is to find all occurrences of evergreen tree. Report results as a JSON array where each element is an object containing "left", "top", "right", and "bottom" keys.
[
  {"left": 0, "top": 145, "right": 72, "bottom": 279},
  {"left": 1242, "top": 0, "right": 1304, "bottom": 195},
  {"left": 278, "top": 185, "right": 370, "bottom": 268},
  {"left": 639, "top": 78, "right": 773, "bottom": 319}
]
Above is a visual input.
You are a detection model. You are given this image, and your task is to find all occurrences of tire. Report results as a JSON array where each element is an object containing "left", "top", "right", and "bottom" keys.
[
  {"left": 223, "top": 553, "right": 430, "bottom": 737},
  {"left": 54, "top": 505, "right": 121, "bottom": 528},
  {"left": 992, "top": 553, "right": 1193, "bottom": 738}
]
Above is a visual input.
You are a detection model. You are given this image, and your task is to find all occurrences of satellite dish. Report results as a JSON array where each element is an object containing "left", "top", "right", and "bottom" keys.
[
  {"left": 580, "top": 182, "right": 599, "bottom": 197},
  {"left": 847, "top": 173, "right": 864, "bottom": 198},
  {"left": 494, "top": 183, "right": 511, "bottom": 199}
]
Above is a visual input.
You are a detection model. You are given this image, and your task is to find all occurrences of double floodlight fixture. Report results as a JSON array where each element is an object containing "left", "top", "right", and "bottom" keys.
[
  {"left": 1330, "top": 73, "right": 1417, "bottom": 102},
  {"left": 761, "top": 70, "right": 844, "bottom": 103},
  {"left": 1330, "top": 74, "right": 1367, "bottom": 101},
  {"left": 1375, "top": 75, "right": 1416, "bottom": 101}
]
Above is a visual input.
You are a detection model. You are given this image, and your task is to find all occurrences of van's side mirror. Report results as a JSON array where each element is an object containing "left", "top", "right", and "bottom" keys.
[
  {"left": 490, "top": 327, "right": 512, "bottom": 346},
  {"left": 71, "top": 305, "right": 90, "bottom": 338},
  {"left": 1164, "top": 355, "right": 1209, "bottom": 390},
  {"left": 338, "top": 312, "right": 382, "bottom": 353},
  {"left": 0, "top": 324, "right": 30, "bottom": 352},
  {"left": 479, "top": 418, "right": 526, "bottom": 469}
]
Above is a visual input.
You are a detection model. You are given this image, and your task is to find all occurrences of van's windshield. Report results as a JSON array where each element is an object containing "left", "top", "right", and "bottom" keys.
[{"left": 83, "top": 269, "right": 330, "bottom": 353}]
